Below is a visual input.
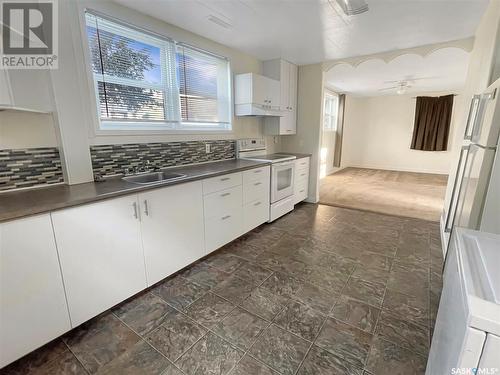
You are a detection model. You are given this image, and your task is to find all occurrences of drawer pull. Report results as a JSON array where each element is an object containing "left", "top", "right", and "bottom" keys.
[
  {"left": 254, "top": 201, "right": 262, "bottom": 206},
  {"left": 220, "top": 192, "right": 231, "bottom": 197},
  {"left": 132, "top": 202, "right": 139, "bottom": 220},
  {"left": 300, "top": 173, "right": 306, "bottom": 177},
  {"left": 221, "top": 215, "right": 231, "bottom": 220},
  {"left": 220, "top": 177, "right": 230, "bottom": 181},
  {"left": 299, "top": 189, "right": 305, "bottom": 193},
  {"left": 254, "top": 170, "right": 262, "bottom": 173},
  {"left": 254, "top": 182, "right": 262, "bottom": 186}
]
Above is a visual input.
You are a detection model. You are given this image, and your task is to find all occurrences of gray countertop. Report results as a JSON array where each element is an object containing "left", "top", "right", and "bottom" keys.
[
  {"left": 279, "top": 152, "right": 312, "bottom": 159},
  {"left": 0, "top": 159, "right": 270, "bottom": 223}
]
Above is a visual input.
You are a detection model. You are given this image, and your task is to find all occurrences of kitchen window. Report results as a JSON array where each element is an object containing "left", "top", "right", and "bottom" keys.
[
  {"left": 85, "top": 12, "right": 231, "bottom": 132},
  {"left": 323, "top": 92, "right": 339, "bottom": 131}
]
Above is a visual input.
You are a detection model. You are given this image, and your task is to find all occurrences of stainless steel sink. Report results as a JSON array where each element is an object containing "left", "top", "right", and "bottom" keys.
[{"left": 123, "top": 171, "right": 187, "bottom": 185}]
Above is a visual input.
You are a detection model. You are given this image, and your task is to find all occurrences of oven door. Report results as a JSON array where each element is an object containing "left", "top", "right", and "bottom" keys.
[{"left": 271, "top": 161, "right": 295, "bottom": 203}]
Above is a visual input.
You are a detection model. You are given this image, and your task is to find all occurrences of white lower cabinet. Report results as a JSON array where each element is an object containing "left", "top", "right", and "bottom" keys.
[
  {"left": 242, "top": 166, "right": 270, "bottom": 233},
  {"left": 205, "top": 207, "right": 243, "bottom": 253},
  {"left": 203, "top": 178, "right": 244, "bottom": 253},
  {"left": 0, "top": 165, "right": 274, "bottom": 367},
  {"left": 0, "top": 215, "right": 71, "bottom": 367},
  {"left": 139, "top": 181, "right": 205, "bottom": 286},
  {"left": 51, "top": 195, "right": 147, "bottom": 327},
  {"left": 243, "top": 199, "right": 269, "bottom": 233},
  {"left": 294, "top": 157, "right": 310, "bottom": 205}
]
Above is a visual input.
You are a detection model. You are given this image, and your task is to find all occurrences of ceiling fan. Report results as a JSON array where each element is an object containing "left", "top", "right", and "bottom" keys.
[
  {"left": 379, "top": 81, "right": 412, "bottom": 95},
  {"left": 379, "top": 77, "right": 435, "bottom": 95}
]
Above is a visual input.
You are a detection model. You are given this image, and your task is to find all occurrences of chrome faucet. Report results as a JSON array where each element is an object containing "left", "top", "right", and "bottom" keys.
[
  {"left": 135, "top": 160, "right": 152, "bottom": 174},
  {"left": 123, "top": 160, "right": 153, "bottom": 176}
]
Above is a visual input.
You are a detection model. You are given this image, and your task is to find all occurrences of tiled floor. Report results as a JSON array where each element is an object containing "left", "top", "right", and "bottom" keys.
[{"left": 1, "top": 203, "right": 443, "bottom": 375}]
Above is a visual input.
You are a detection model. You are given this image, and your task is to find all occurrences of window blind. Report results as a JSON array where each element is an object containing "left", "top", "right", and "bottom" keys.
[
  {"left": 85, "top": 13, "right": 178, "bottom": 124},
  {"left": 177, "top": 44, "right": 231, "bottom": 127}
]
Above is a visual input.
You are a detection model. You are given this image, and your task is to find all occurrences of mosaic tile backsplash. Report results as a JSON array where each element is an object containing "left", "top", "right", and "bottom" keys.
[
  {"left": 90, "top": 140, "right": 236, "bottom": 177},
  {"left": 0, "top": 148, "right": 64, "bottom": 191}
]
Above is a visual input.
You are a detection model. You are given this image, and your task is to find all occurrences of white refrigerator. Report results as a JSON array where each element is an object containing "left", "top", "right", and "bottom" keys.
[
  {"left": 441, "top": 78, "right": 500, "bottom": 257},
  {"left": 426, "top": 228, "right": 500, "bottom": 375}
]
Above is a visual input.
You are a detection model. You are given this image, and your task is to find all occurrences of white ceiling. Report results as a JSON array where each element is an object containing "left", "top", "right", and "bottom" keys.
[
  {"left": 324, "top": 47, "right": 470, "bottom": 96},
  {"left": 114, "top": 0, "right": 488, "bottom": 65}
]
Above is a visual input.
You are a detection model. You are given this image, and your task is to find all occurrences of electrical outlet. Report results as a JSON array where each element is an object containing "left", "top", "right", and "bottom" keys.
[{"left": 205, "top": 143, "right": 211, "bottom": 153}]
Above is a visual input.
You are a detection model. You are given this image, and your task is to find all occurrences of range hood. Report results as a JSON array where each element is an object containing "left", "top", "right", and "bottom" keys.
[
  {"left": 234, "top": 103, "right": 283, "bottom": 117},
  {"left": 234, "top": 73, "right": 283, "bottom": 117}
]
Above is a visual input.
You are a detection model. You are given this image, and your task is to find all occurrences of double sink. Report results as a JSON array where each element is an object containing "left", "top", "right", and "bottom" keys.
[{"left": 122, "top": 171, "right": 187, "bottom": 185}]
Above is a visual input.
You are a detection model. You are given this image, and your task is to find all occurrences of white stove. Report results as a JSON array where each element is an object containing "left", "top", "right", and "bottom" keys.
[{"left": 237, "top": 139, "right": 296, "bottom": 221}]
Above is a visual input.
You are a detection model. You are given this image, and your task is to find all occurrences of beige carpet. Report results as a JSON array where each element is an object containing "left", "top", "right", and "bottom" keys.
[{"left": 319, "top": 167, "right": 448, "bottom": 221}]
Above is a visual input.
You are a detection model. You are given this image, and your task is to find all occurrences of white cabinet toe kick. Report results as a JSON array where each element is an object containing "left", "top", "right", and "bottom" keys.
[{"left": 0, "top": 165, "right": 271, "bottom": 368}]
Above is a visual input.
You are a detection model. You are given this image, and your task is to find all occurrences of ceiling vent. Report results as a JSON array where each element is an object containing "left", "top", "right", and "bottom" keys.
[{"left": 207, "top": 15, "right": 233, "bottom": 29}]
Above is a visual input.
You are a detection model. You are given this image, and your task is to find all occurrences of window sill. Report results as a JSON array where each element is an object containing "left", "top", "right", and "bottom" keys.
[
  {"left": 93, "top": 128, "right": 234, "bottom": 137},
  {"left": 93, "top": 121, "right": 233, "bottom": 136}
]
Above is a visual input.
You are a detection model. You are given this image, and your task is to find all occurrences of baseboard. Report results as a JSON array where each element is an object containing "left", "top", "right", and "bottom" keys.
[{"left": 342, "top": 164, "right": 449, "bottom": 175}]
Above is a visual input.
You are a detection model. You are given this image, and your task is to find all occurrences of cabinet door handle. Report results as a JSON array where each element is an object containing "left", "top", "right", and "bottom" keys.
[
  {"left": 132, "top": 202, "right": 139, "bottom": 220},
  {"left": 254, "top": 182, "right": 262, "bottom": 186},
  {"left": 220, "top": 192, "right": 231, "bottom": 197},
  {"left": 220, "top": 177, "right": 230, "bottom": 181},
  {"left": 254, "top": 201, "right": 262, "bottom": 206},
  {"left": 143, "top": 200, "right": 149, "bottom": 216},
  {"left": 254, "top": 169, "right": 262, "bottom": 173},
  {"left": 299, "top": 189, "right": 305, "bottom": 193},
  {"left": 221, "top": 215, "right": 231, "bottom": 220},
  {"left": 300, "top": 173, "right": 306, "bottom": 177}
]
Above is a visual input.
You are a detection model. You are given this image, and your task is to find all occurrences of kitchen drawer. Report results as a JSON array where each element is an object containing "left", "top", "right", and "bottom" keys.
[
  {"left": 243, "top": 166, "right": 270, "bottom": 184},
  {"left": 295, "top": 168, "right": 309, "bottom": 182},
  {"left": 296, "top": 157, "right": 310, "bottom": 172},
  {"left": 294, "top": 179, "right": 309, "bottom": 204},
  {"left": 204, "top": 185, "right": 242, "bottom": 219},
  {"left": 243, "top": 198, "right": 270, "bottom": 233},
  {"left": 205, "top": 208, "right": 243, "bottom": 253},
  {"left": 270, "top": 195, "right": 294, "bottom": 222},
  {"left": 203, "top": 172, "right": 242, "bottom": 195},
  {"left": 243, "top": 178, "right": 269, "bottom": 204}
]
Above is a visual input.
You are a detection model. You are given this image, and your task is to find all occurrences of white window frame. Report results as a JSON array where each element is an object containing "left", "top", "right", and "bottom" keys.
[
  {"left": 82, "top": 10, "right": 233, "bottom": 135},
  {"left": 323, "top": 91, "right": 339, "bottom": 132}
]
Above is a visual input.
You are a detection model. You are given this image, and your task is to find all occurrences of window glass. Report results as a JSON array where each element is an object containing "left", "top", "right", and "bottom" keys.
[{"left": 323, "top": 92, "right": 339, "bottom": 131}]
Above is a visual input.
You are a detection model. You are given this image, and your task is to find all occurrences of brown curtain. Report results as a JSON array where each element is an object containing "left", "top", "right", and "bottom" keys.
[
  {"left": 411, "top": 94, "right": 454, "bottom": 151},
  {"left": 333, "top": 94, "right": 345, "bottom": 168}
]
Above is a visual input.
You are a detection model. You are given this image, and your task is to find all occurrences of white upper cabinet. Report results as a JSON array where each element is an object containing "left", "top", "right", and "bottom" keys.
[
  {"left": 0, "top": 70, "right": 53, "bottom": 113},
  {"left": 51, "top": 196, "right": 147, "bottom": 327},
  {"left": 234, "top": 73, "right": 281, "bottom": 116},
  {"left": 139, "top": 181, "right": 205, "bottom": 286},
  {"left": 263, "top": 59, "right": 298, "bottom": 135},
  {"left": 0, "top": 214, "right": 71, "bottom": 368}
]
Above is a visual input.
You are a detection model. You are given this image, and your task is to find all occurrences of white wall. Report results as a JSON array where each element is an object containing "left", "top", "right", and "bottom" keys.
[
  {"left": 0, "top": 112, "right": 58, "bottom": 149},
  {"left": 341, "top": 92, "right": 460, "bottom": 174},
  {"left": 282, "top": 64, "right": 324, "bottom": 202}
]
